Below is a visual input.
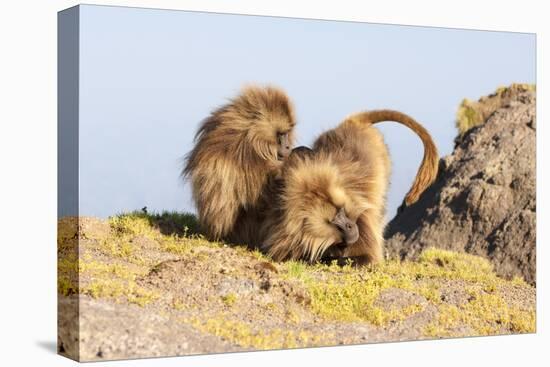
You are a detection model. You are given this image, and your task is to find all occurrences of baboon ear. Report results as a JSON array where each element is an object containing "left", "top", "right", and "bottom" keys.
[
  {"left": 289, "top": 146, "right": 314, "bottom": 159},
  {"left": 282, "top": 146, "right": 314, "bottom": 171}
]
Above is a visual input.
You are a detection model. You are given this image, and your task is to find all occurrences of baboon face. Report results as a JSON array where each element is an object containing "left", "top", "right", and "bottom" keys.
[
  {"left": 246, "top": 115, "right": 293, "bottom": 162},
  {"left": 282, "top": 158, "right": 369, "bottom": 261},
  {"left": 238, "top": 86, "right": 296, "bottom": 163}
]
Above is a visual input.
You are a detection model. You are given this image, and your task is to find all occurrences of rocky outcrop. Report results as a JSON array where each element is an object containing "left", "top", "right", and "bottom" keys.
[{"left": 385, "top": 85, "right": 536, "bottom": 285}]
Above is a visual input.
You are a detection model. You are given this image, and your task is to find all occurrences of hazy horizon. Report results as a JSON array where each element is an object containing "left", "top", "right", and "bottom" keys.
[{"left": 74, "top": 5, "right": 536, "bottom": 220}]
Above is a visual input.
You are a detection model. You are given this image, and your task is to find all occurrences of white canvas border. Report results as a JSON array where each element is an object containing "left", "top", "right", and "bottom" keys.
[{"left": 0, "top": 1, "right": 546, "bottom": 366}]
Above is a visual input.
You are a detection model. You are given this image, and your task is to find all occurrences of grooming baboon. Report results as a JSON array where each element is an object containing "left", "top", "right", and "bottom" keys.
[
  {"left": 183, "top": 85, "right": 296, "bottom": 242},
  {"left": 262, "top": 110, "right": 438, "bottom": 265}
]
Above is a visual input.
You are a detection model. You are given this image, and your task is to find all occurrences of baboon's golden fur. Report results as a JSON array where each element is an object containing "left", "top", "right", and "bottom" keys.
[
  {"left": 183, "top": 85, "right": 296, "bottom": 241},
  {"left": 262, "top": 110, "right": 438, "bottom": 264}
]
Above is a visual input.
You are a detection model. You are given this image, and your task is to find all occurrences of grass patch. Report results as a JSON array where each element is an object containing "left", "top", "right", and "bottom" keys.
[
  {"left": 110, "top": 210, "right": 200, "bottom": 237},
  {"left": 283, "top": 261, "right": 312, "bottom": 282}
]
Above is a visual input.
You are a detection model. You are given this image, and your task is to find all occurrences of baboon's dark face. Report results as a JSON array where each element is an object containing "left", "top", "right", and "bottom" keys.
[
  {"left": 245, "top": 113, "right": 295, "bottom": 163},
  {"left": 281, "top": 158, "right": 368, "bottom": 261},
  {"left": 300, "top": 188, "right": 361, "bottom": 258},
  {"left": 276, "top": 131, "right": 292, "bottom": 160},
  {"left": 331, "top": 207, "right": 359, "bottom": 245}
]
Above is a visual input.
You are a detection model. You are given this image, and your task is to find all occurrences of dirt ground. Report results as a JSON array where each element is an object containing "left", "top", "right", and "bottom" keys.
[{"left": 57, "top": 215, "right": 536, "bottom": 362}]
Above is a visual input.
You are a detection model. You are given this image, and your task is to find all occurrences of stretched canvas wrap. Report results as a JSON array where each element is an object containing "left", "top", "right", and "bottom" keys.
[{"left": 57, "top": 4, "right": 537, "bottom": 362}]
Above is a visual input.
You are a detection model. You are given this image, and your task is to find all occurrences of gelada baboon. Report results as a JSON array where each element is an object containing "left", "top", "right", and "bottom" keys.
[
  {"left": 183, "top": 85, "right": 296, "bottom": 241},
  {"left": 262, "top": 110, "right": 438, "bottom": 265}
]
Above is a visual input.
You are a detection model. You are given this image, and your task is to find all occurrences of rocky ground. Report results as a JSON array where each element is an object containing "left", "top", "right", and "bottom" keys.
[
  {"left": 385, "top": 84, "right": 536, "bottom": 285},
  {"left": 58, "top": 213, "right": 536, "bottom": 362}
]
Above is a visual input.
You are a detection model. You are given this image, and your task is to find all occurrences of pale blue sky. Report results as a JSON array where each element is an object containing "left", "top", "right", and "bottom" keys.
[{"left": 77, "top": 4, "right": 535, "bottom": 219}]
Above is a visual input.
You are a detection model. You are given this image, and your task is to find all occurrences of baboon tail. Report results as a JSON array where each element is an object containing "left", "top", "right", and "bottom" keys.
[{"left": 345, "top": 110, "right": 439, "bottom": 206}]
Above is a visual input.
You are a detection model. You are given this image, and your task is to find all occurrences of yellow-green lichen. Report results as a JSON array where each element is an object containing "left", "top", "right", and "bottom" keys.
[
  {"left": 172, "top": 298, "right": 192, "bottom": 311},
  {"left": 221, "top": 293, "right": 238, "bottom": 307},
  {"left": 84, "top": 278, "right": 158, "bottom": 307},
  {"left": 456, "top": 83, "right": 536, "bottom": 137},
  {"left": 282, "top": 261, "right": 313, "bottom": 282},
  {"left": 96, "top": 237, "right": 147, "bottom": 265},
  {"left": 424, "top": 292, "right": 535, "bottom": 337},
  {"left": 58, "top": 248, "right": 157, "bottom": 306},
  {"left": 109, "top": 210, "right": 200, "bottom": 237},
  {"left": 109, "top": 214, "right": 157, "bottom": 238},
  {"left": 456, "top": 98, "right": 483, "bottom": 136},
  {"left": 159, "top": 235, "right": 191, "bottom": 255},
  {"left": 78, "top": 260, "right": 147, "bottom": 281},
  {"left": 305, "top": 268, "right": 418, "bottom": 324},
  {"left": 188, "top": 315, "right": 329, "bottom": 350},
  {"left": 58, "top": 275, "right": 78, "bottom": 296},
  {"left": 278, "top": 248, "right": 532, "bottom": 330},
  {"left": 58, "top": 213, "right": 536, "bottom": 340}
]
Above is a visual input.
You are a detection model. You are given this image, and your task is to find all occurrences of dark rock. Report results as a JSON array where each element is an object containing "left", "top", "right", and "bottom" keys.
[{"left": 385, "top": 87, "right": 536, "bottom": 285}]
